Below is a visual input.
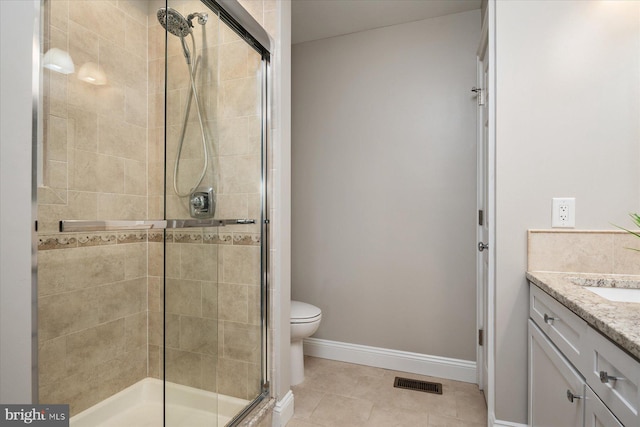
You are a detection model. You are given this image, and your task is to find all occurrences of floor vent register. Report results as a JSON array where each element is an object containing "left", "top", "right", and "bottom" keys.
[{"left": 393, "top": 377, "right": 443, "bottom": 395}]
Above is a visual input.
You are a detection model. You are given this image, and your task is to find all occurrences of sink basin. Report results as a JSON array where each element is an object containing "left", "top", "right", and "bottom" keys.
[
  {"left": 583, "top": 287, "right": 640, "bottom": 303},
  {"left": 567, "top": 276, "right": 640, "bottom": 303}
]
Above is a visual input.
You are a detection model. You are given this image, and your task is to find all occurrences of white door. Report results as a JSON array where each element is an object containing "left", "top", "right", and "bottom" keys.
[{"left": 476, "top": 22, "right": 490, "bottom": 398}]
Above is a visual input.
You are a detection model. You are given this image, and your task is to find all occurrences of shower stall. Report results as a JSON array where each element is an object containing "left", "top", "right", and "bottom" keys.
[{"left": 36, "top": 0, "right": 270, "bottom": 425}]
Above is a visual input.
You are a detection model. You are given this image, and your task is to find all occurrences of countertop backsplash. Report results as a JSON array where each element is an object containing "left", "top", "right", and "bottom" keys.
[{"left": 528, "top": 229, "right": 640, "bottom": 275}]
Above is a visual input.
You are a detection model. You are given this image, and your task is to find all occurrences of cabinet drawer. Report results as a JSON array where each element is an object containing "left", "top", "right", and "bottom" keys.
[
  {"left": 584, "top": 386, "right": 624, "bottom": 427},
  {"left": 529, "top": 320, "right": 585, "bottom": 427},
  {"left": 530, "top": 284, "right": 589, "bottom": 372},
  {"left": 585, "top": 327, "right": 640, "bottom": 427}
]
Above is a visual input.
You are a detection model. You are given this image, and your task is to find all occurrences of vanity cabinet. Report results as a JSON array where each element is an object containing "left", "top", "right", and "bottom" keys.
[
  {"left": 529, "top": 320, "right": 586, "bottom": 426},
  {"left": 584, "top": 387, "right": 624, "bottom": 427},
  {"left": 529, "top": 284, "right": 638, "bottom": 427}
]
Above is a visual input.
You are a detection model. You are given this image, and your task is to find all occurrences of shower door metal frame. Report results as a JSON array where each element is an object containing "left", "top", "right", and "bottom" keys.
[{"left": 194, "top": 1, "right": 273, "bottom": 423}]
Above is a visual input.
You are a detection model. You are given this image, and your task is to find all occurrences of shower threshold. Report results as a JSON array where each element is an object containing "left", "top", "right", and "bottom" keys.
[{"left": 70, "top": 378, "right": 249, "bottom": 427}]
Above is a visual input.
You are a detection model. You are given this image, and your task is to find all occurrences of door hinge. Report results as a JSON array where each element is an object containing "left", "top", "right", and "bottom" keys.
[
  {"left": 478, "top": 210, "right": 484, "bottom": 226},
  {"left": 471, "top": 87, "right": 485, "bottom": 106},
  {"left": 478, "top": 329, "right": 484, "bottom": 346}
]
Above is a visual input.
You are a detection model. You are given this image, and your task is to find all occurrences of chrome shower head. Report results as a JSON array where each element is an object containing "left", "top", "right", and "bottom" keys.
[{"left": 157, "top": 7, "right": 192, "bottom": 38}]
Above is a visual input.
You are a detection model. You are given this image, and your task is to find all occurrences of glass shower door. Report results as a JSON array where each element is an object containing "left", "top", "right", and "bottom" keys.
[
  {"left": 37, "top": 0, "right": 267, "bottom": 425},
  {"left": 162, "top": 0, "right": 267, "bottom": 425}
]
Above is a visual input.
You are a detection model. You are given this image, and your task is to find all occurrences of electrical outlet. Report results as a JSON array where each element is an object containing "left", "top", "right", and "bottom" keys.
[{"left": 552, "top": 198, "right": 575, "bottom": 228}]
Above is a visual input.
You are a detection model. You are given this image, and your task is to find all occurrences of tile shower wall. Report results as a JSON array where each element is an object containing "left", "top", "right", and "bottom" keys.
[
  {"left": 39, "top": 0, "right": 149, "bottom": 232},
  {"left": 153, "top": 229, "right": 262, "bottom": 400},
  {"left": 37, "top": 0, "right": 274, "bottom": 416},
  {"left": 37, "top": 232, "right": 152, "bottom": 415},
  {"left": 38, "top": 0, "right": 150, "bottom": 415}
]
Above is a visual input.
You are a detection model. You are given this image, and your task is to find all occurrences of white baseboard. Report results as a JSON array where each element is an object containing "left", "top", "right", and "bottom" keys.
[
  {"left": 272, "top": 390, "right": 294, "bottom": 427},
  {"left": 493, "top": 422, "right": 528, "bottom": 427},
  {"left": 303, "top": 338, "right": 476, "bottom": 384},
  {"left": 489, "top": 413, "right": 528, "bottom": 427}
]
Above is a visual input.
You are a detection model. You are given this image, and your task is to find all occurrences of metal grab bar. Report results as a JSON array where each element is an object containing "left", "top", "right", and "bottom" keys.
[
  {"left": 59, "top": 220, "right": 167, "bottom": 232},
  {"left": 59, "top": 219, "right": 256, "bottom": 232},
  {"left": 167, "top": 219, "right": 256, "bottom": 228}
]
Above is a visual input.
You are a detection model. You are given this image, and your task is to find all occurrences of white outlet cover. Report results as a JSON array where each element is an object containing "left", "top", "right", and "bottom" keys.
[{"left": 552, "top": 197, "right": 575, "bottom": 228}]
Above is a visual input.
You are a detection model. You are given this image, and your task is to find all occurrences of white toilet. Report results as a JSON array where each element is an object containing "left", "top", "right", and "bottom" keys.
[{"left": 290, "top": 300, "right": 322, "bottom": 386}]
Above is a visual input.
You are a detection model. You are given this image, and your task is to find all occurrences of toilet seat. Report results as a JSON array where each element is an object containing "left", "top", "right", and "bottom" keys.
[{"left": 291, "top": 300, "right": 322, "bottom": 324}]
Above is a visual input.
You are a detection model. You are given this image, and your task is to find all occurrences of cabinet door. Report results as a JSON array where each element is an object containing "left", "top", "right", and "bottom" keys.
[
  {"left": 529, "top": 320, "right": 585, "bottom": 427},
  {"left": 584, "top": 386, "right": 623, "bottom": 427},
  {"left": 584, "top": 327, "right": 640, "bottom": 427}
]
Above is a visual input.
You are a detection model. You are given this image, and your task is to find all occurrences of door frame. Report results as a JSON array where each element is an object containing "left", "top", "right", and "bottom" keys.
[{"left": 476, "top": 1, "right": 496, "bottom": 423}]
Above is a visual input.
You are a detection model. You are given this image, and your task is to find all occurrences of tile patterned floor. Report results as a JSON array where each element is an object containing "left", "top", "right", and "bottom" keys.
[{"left": 288, "top": 357, "right": 487, "bottom": 427}]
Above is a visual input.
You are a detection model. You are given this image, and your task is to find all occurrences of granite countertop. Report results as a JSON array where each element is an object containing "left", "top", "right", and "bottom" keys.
[{"left": 526, "top": 271, "right": 640, "bottom": 362}]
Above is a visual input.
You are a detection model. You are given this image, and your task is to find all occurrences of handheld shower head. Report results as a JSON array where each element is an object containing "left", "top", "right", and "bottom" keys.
[
  {"left": 157, "top": 8, "right": 209, "bottom": 65},
  {"left": 158, "top": 8, "right": 192, "bottom": 62},
  {"left": 157, "top": 7, "right": 191, "bottom": 38}
]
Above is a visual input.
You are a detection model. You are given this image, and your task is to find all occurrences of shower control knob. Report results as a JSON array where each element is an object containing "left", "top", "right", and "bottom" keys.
[
  {"left": 189, "top": 188, "right": 215, "bottom": 219},
  {"left": 191, "top": 195, "right": 207, "bottom": 209}
]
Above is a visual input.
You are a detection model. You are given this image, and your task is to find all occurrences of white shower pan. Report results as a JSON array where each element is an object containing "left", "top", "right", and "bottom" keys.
[{"left": 70, "top": 378, "right": 248, "bottom": 427}]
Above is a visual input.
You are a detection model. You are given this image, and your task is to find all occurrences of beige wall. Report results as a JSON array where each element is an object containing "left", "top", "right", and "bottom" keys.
[
  {"left": 291, "top": 10, "right": 480, "bottom": 360},
  {"left": 494, "top": 0, "right": 640, "bottom": 423}
]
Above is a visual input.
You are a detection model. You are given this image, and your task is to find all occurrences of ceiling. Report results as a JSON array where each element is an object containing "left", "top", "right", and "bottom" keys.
[{"left": 292, "top": 0, "right": 482, "bottom": 45}]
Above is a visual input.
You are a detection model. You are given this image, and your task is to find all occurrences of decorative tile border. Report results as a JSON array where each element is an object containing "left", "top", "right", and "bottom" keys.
[
  {"left": 205, "top": 232, "right": 232, "bottom": 245},
  {"left": 168, "top": 230, "right": 260, "bottom": 246},
  {"left": 233, "top": 233, "right": 261, "bottom": 246},
  {"left": 117, "top": 232, "right": 147, "bottom": 244},
  {"left": 38, "top": 236, "right": 78, "bottom": 250},
  {"left": 39, "top": 230, "right": 261, "bottom": 250},
  {"left": 148, "top": 232, "right": 164, "bottom": 243},
  {"left": 38, "top": 231, "right": 147, "bottom": 250},
  {"left": 77, "top": 233, "right": 117, "bottom": 247},
  {"left": 174, "top": 231, "right": 203, "bottom": 244}
]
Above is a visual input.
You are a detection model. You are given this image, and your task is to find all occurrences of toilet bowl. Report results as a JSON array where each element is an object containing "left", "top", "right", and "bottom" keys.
[{"left": 290, "top": 300, "right": 322, "bottom": 386}]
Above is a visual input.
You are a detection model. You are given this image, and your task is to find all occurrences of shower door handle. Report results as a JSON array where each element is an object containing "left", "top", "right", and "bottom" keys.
[
  {"left": 59, "top": 220, "right": 168, "bottom": 232},
  {"left": 166, "top": 219, "right": 256, "bottom": 228},
  {"left": 59, "top": 219, "right": 257, "bottom": 232}
]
